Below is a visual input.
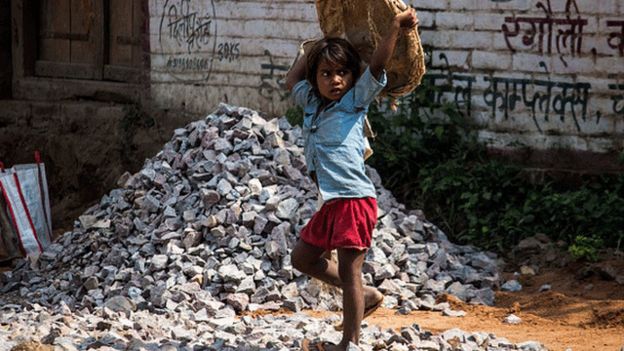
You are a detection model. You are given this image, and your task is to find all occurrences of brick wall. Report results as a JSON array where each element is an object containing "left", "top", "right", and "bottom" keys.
[
  {"left": 149, "top": 0, "right": 624, "bottom": 156},
  {"left": 149, "top": 0, "right": 319, "bottom": 116},
  {"left": 0, "top": 0, "right": 11, "bottom": 99}
]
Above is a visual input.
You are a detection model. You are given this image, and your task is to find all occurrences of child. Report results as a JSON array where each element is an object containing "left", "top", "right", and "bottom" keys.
[{"left": 285, "top": 8, "right": 419, "bottom": 351}]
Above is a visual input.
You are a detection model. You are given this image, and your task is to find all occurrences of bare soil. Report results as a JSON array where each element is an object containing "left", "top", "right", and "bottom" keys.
[
  {"left": 306, "top": 257, "right": 624, "bottom": 351},
  {"left": 8, "top": 341, "right": 53, "bottom": 351}
]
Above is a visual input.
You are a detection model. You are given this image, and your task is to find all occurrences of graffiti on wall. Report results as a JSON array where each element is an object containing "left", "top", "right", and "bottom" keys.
[
  {"left": 390, "top": 45, "right": 624, "bottom": 134},
  {"left": 259, "top": 50, "right": 290, "bottom": 101},
  {"left": 393, "top": 0, "right": 624, "bottom": 137},
  {"left": 160, "top": 0, "right": 215, "bottom": 54},
  {"left": 501, "top": 0, "right": 624, "bottom": 64},
  {"left": 419, "top": 53, "right": 476, "bottom": 117},
  {"left": 607, "top": 21, "right": 624, "bottom": 57},
  {"left": 159, "top": 0, "right": 217, "bottom": 80},
  {"left": 483, "top": 71, "right": 591, "bottom": 132},
  {"left": 158, "top": 0, "right": 243, "bottom": 82},
  {"left": 610, "top": 80, "right": 624, "bottom": 115},
  {"left": 502, "top": 0, "right": 586, "bottom": 66}
]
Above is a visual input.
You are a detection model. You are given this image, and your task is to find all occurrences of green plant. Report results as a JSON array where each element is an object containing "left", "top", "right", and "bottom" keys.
[
  {"left": 568, "top": 235, "right": 603, "bottom": 262},
  {"left": 285, "top": 105, "right": 303, "bottom": 127}
]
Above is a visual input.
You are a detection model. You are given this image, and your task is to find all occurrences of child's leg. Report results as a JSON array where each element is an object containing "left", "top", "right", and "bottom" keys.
[
  {"left": 291, "top": 240, "right": 382, "bottom": 307},
  {"left": 335, "top": 248, "right": 367, "bottom": 348},
  {"left": 291, "top": 240, "right": 340, "bottom": 286}
]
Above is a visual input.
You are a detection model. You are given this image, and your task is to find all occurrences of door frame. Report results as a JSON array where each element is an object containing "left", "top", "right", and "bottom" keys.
[{"left": 10, "top": 0, "right": 149, "bottom": 103}]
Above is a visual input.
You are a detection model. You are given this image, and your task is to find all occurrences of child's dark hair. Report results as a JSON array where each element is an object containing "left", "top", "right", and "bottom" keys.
[{"left": 306, "top": 37, "right": 362, "bottom": 97}]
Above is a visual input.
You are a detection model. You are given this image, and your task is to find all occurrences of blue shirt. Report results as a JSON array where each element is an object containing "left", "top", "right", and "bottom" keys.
[{"left": 291, "top": 67, "right": 387, "bottom": 201}]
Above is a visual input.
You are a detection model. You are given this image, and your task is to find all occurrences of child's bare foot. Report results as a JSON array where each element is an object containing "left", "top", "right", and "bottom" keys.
[
  {"left": 326, "top": 341, "right": 362, "bottom": 351},
  {"left": 321, "top": 342, "right": 344, "bottom": 351},
  {"left": 302, "top": 340, "right": 345, "bottom": 351},
  {"left": 363, "top": 286, "right": 384, "bottom": 312},
  {"left": 334, "top": 287, "right": 384, "bottom": 331}
]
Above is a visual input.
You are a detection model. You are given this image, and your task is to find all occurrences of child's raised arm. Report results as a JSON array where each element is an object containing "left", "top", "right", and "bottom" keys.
[
  {"left": 286, "top": 53, "right": 307, "bottom": 91},
  {"left": 369, "top": 8, "right": 419, "bottom": 79}
]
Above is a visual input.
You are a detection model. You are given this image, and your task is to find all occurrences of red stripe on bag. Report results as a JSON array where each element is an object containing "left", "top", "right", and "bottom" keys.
[
  {"left": 0, "top": 183, "right": 27, "bottom": 256},
  {"left": 13, "top": 173, "right": 44, "bottom": 253},
  {"left": 34, "top": 151, "right": 52, "bottom": 243}
]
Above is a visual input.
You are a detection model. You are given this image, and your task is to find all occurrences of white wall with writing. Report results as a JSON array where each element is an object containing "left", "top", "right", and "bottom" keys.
[
  {"left": 149, "top": 0, "right": 319, "bottom": 116},
  {"left": 150, "top": 0, "right": 624, "bottom": 153}
]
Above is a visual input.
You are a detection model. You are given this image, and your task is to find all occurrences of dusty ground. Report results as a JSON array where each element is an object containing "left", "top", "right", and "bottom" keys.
[{"left": 314, "top": 257, "right": 624, "bottom": 351}]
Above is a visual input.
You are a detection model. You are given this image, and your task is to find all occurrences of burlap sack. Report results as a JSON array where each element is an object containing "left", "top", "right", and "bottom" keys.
[{"left": 316, "top": 0, "right": 426, "bottom": 101}]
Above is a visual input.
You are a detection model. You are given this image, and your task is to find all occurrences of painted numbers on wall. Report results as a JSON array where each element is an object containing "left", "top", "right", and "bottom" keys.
[
  {"left": 217, "top": 42, "right": 241, "bottom": 62},
  {"left": 158, "top": 0, "right": 217, "bottom": 80}
]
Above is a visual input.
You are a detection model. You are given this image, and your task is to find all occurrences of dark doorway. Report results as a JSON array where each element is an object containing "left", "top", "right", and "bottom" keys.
[{"left": 0, "top": 0, "right": 11, "bottom": 98}]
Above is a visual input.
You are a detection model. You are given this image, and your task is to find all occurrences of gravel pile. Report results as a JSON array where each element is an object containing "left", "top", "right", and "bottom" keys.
[
  {"left": 0, "top": 104, "right": 546, "bottom": 350},
  {"left": 0, "top": 302, "right": 546, "bottom": 351}
]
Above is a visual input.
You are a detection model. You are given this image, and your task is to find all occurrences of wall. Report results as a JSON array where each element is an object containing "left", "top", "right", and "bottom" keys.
[
  {"left": 0, "top": 0, "right": 11, "bottom": 99},
  {"left": 149, "top": 0, "right": 319, "bottom": 116},
  {"left": 149, "top": 0, "right": 624, "bottom": 156}
]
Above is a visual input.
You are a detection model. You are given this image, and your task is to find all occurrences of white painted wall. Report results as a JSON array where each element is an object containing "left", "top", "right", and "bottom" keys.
[{"left": 149, "top": 0, "right": 624, "bottom": 153}]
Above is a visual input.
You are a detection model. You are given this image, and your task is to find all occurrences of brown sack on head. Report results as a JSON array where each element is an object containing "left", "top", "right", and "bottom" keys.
[{"left": 316, "top": 0, "right": 426, "bottom": 103}]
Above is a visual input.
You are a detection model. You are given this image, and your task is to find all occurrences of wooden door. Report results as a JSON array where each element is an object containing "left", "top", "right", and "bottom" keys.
[
  {"left": 35, "top": 0, "right": 142, "bottom": 82},
  {"left": 105, "top": 0, "right": 143, "bottom": 82},
  {"left": 36, "top": 0, "right": 104, "bottom": 80}
]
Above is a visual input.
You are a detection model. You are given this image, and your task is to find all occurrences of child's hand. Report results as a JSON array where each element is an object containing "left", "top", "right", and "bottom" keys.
[
  {"left": 395, "top": 8, "right": 419, "bottom": 29},
  {"left": 370, "top": 7, "right": 419, "bottom": 78}
]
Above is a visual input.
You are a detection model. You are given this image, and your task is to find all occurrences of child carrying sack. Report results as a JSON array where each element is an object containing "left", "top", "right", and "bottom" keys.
[
  {"left": 0, "top": 151, "right": 53, "bottom": 259},
  {"left": 288, "top": 39, "right": 378, "bottom": 160},
  {"left": 316, "top": 0, "right": 427, "bottom": 106},
  {"left": 288, "top": 0, "right": 425, "bottom": 160}
]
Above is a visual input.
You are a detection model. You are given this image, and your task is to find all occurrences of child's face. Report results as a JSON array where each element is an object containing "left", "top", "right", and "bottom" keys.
[{"left": 316, "top": 59, "right": 354, "bottom": 102}]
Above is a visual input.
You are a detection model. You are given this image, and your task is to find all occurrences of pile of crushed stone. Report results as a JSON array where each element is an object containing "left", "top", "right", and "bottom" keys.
[{"left": 0, "top": 104, "right": 546, "bottom": 351}]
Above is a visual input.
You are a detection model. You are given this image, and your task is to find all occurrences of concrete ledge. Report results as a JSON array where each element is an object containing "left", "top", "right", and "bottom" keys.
[
  {"left": 488, "top": 147, "right": 624, "bottom": 176},
  {"left": 12, "top": 77, "right": 147, "bottom": 104}
]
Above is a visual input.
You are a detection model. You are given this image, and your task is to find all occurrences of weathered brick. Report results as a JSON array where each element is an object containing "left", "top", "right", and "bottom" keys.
[
  {"left": 447, "top": 0, "right": 479, "bottom": 11},
  {"left": 472, "top": 51, "right": 512, "bottom": 70},
  {"left": 581, "top": 0, "right": 618, "bottom": 15},
  {"left": 431, "top": 50, "right": 470, "bottom": 69},
  {"left": 550, "top": 56, "right": 599, "bottom": 75},
  {"left": 473, "top": 13, "right": 507, "bottom": 31},
  {"left": 416, "top": 11, "right": 435, "bottom": 28},
  {"left": 435, "top": 12, "right": 474, "bottom": 30},
  {"left": 411, "top": 0, "right": 448, "bottom": 11}
]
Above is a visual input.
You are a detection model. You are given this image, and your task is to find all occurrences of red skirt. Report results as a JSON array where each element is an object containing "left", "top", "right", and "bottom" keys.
[{"left": 300, "top": 197, "right": 377, "bottom": 251}]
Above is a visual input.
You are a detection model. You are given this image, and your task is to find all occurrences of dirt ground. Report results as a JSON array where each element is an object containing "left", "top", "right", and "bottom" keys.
[
  {"left": 242, "top": 254, "right": 624, "bottom": 351},
  {"left": 305, "top": 258, "right": 624, "bottom": 351}
]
